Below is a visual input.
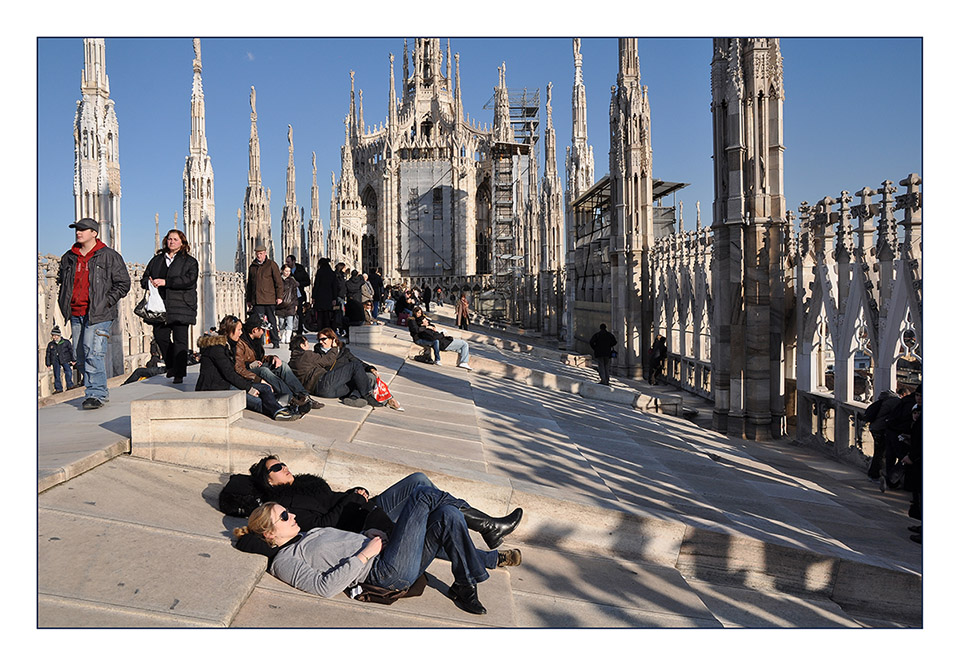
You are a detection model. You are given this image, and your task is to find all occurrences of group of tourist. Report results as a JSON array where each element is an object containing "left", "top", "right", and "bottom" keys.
[
  {"left": 862, "top": 383, "right": 923, "bottom": 543},
  {"left": 309, "top": 259, "right": 385, "bottom": 340},
  {"left": 53, "top": 216, "right": 922, "bottom": 619}
]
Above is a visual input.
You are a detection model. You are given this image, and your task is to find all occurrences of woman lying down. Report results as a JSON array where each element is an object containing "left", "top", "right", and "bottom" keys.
[{"left": 234, "top": 470, "right": 523, "bottom": 615}]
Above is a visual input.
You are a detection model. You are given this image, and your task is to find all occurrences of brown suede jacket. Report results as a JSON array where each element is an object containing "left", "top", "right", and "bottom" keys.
[{"left": 234, "top": 335, "right": 278, "bottom": 381}]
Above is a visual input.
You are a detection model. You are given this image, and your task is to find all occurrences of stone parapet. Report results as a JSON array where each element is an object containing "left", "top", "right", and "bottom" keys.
[{"left": 346, "top": 325, "right": 382, "bottom": 346}]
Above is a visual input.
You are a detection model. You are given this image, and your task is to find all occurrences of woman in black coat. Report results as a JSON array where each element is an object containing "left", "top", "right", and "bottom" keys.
[
  {"left": 311, "top": 258, "right": 338, "bottom": 332},
  {"left": 141, "top": 229, "right": 198, "bottom": 383}
]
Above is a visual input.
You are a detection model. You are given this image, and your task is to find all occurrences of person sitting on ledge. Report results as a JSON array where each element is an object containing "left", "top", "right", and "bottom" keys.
[
  {"left": 288, "top": 329, "right": 401, "bottom": 410},
  {"left": 362, "top": 300, "right": 383, "bottom": 325},
  {"left": 407, "top": 305, "right": 471, "bottom": 369},
  {"left": 233, "top": 485, "right": 522, "bottom": 614},
  {"left": 235, "top": 317, "right": 322, "bottom": 413},
  {"left": 195, "top": 315, "right": 303, "bottom": 421}
]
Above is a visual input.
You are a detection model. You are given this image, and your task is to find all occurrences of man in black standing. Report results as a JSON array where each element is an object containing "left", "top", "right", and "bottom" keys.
[
  {"left": 369, "top": 267, "right": 385, "bottom": 320},
  {"left": 246, "top": 245, "right": 283, "bottom": 349},
  {"left": 650, "top": 334, "right": 668, "bottom": 385},
  {"left": 589, "top": 323, "right": 617, "bottom": 386}
]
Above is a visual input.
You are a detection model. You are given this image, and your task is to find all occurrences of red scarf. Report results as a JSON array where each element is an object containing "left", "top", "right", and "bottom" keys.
[{"left": 70, "top": 240, "right": 107, "bottom": 316}]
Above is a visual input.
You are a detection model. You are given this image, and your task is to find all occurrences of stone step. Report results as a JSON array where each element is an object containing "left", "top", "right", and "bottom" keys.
[{"left": 124, "top": 393, "right": 921, "bottom": 625}]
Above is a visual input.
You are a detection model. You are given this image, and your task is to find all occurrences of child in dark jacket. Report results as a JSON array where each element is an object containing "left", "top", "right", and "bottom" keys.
[{"left": 45, "top": 326, "right": 76, "bottom": 393}]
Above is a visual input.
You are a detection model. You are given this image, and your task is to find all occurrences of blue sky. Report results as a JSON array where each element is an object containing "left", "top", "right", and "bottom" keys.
[{"left": 36, "top": 36, "right": 921, "bottom": 268}]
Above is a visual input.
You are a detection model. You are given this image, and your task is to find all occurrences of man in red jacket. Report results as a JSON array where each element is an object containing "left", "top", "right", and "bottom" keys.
[{"left": 57, "top": 218, "right": 131, "bottom": 409}]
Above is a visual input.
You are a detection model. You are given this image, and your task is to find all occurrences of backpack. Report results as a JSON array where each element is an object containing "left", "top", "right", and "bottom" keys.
[
  {"left": 219, "top": 474, "right": 264, "bottom": 517},
  {"left": 863, "top": 399, "right": 883, "bottom": 423},
  {"left": 413, "top": 349, "right": 434, "bottom": 363},
  {"left": 302, "top": 306, "right": 320, "bottom": 332}
]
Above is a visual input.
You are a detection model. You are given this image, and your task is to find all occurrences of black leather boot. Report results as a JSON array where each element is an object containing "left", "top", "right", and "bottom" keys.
[
  {"left": 449, "top": 582, "right": 487, "bottom": 615},
  {"left": 460, "top": 507, "right": 523, "bottom": 549}
]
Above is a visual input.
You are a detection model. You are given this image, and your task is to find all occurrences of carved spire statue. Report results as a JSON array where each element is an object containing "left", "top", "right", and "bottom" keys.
[
  {"left": 74, "top": 37, "right": 122, "bottom": 251},
  {"left": 281, "top": 124, "right": 303, "bottom": 262},
  {"left": 454, "top": 52, "right": 462, "bottom": 124},
  {"left": 358, "top": 89, "right": 364, "bottom": 136},
  {"left": 243, "top": 84, "right": 274, "bottom": 263},
  {"left": 492, "top": 62, "right": 513, "bottom": 143},
  {"left": 308, "top": 151, "right": 324, "bottom": 271},
  {"left": 349, "top": 71, "right": 357, "bottom": 141},
  {"left": 446, "top": 39, "right": 452, "bottom": 86},
  {"left": 388, "top": 53, "right": 397, "bottom": 131},
  {"left": 183, "top": 36, "right": 217, "bottom": 332},
  {"left": 567, "top": 38, "right": 594, "bottom": 202}
]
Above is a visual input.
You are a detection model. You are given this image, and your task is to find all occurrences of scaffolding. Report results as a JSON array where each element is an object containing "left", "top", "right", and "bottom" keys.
[
  {"left": 489, "top": 141, "right": 530, "bottom": 322},
  {"left": 483, "top": 87, "right": 540, "bottom": 322},
  {"left": 483, "top": 87, "right": 541, "bottom": 146}
]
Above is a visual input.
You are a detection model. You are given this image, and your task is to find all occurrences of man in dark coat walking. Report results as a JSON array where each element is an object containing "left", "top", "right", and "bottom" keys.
[
  {"left": 650, "top": 335, "right": 668, "bottom": 385},
  {"left": 589, "top": 324, "right": 618, "bottom": 386},
  {"left": 863, "top": 388, "right": 904, "bottom": 480},
  {"left": 246, "top": 245, "right": 283, "bottom": 348}
]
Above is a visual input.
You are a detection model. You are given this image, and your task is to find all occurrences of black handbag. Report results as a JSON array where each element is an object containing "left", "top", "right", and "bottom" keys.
[
  {"left": 134, "top": 289, "right": 167, "bottom": 325},
  {"left": 354, "top": 574, "right": 428, "bottom": 605}
]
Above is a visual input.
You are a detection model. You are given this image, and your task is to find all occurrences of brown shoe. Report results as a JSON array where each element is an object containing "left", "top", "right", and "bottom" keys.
[{"left": 497, "top": 548, "right": 522, "bottom": 568}]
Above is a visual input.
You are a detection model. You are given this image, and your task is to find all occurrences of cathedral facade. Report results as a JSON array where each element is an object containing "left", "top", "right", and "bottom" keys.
[{"left": 328, "top": 38, "right": 562, "bottom": 326}]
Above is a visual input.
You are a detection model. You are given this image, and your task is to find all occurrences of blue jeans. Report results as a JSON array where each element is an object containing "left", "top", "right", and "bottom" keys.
[
  {"left": 51, "top": 357, "right": 75, "bottom": 392},
  {"left": 367, "top": 486, "right": 494, "bottom": 591},
  {"left": 245, "top": 382, "right": 283, "bottom": 417},
  {"left": 253, "top": 361, "right": 308, "bottom": 397},
  {"left": 371, "top": 473, "right": 459, "bottom": 520},
  {"left": 416, "top": 338, "right": 441, "bottom": 361},
  {"left": 370, "top": 474, "right": 498, "bottom": 571},
  {"left": 279, "top": 315, "right": 296, "bottom": 333},
  {"left": 70, "top": 315, "right": 112, "bottom": 400},
  {"left": 445, "top": 338, "right": 469, "bottom": 365}
]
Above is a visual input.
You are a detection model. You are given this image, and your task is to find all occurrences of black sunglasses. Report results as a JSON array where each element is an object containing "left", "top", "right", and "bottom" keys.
[
  {"left": 277, "top": 510, "right": 290, "bottom": 523},
  {"left": 317, "top": 336, "right": 329, "bottom": 342},
  {"left": 267, "top": 462, "right": 287, "bottom": 474}
]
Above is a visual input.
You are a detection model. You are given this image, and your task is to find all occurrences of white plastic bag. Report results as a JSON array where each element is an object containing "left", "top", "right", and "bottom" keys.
[{"left": 146, "top": 282, "right": 166, "bottom": 313}]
